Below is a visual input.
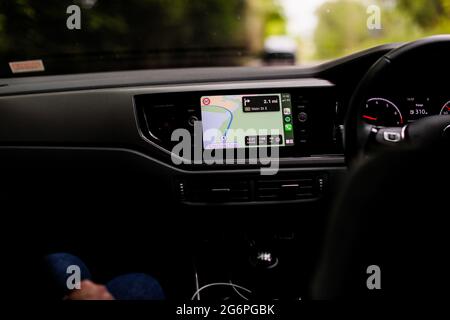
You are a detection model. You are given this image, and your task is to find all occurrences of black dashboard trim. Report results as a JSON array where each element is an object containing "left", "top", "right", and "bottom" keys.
[
  {"left": 0, "top": 145, "right": 345, "bottom": 174},
  {"left": 0, "top": 43, "right": 399, "bottom": 97},
  {"left": 0, "top": 78, "right": 342, "bottom": 168}
]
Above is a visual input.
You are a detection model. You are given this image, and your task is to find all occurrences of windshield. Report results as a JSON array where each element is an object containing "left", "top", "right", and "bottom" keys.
[{"left": 1, "top": 0, "right": 449, "bottom": 77}]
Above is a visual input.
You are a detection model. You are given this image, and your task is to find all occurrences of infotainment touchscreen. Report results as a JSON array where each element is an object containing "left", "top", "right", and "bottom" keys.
[{"left": 201, "top": 93, "right": 294, "bottom": 149}]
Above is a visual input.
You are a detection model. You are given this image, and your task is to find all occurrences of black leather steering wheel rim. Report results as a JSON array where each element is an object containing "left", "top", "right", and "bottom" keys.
[{"left": 344, "top": 35, "right": 450, "bottom": 164}]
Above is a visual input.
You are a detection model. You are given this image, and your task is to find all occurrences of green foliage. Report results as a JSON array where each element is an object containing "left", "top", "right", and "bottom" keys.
[
  {"left": 7, "top": 0, "right": 450, "bottom": 69},
  {"left": 0, "top": 0, "right": 254, "bottom": 62},
  {"left": 314, "top": 0, "right": 368, "bottom": 59},
  {"left": 314, "top": 0, "right": 450, "bottom": 60},
  {"left": 262, "top": 0, "right": 287, "bottom": 37},
  {"left": 265, "top": 11, "right": 287, "bottom": 37},
  {"left": 397, "top": 0, "right": 445, "bottom": 28}
]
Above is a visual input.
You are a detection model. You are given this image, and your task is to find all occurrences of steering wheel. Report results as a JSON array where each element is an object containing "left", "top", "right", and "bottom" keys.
[
  {"left": 314, "top": 36, "right": 450, "bottom": 299},
  {"left": 344, "top": 35, "right": 450, "bottom": 164}
]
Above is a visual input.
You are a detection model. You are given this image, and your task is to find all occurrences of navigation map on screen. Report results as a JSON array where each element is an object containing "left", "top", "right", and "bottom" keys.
[{"left": 201, "top": 93, "right": 295, "bottom": 150}]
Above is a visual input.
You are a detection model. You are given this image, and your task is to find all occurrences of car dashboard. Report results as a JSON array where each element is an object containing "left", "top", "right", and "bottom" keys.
[{"left": 0, "top": 42, "right": 419, "bottom": 300}]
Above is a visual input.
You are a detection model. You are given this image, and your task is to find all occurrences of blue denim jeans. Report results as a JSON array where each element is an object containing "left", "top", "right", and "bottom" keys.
[{"left": 45, "top": 253, "right": 165, "bottom": 300}]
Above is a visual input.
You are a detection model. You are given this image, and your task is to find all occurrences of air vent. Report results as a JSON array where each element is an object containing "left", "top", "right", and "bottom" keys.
[
  {"left": 179, "top": 174, "right": 326, "bottom": 204},
  {"left": 256, "top": 178, "right": 320, "bottom": 201},
  {"left": 184, "top": 179, "right": 250, "bottom": 203},
  {"left": 135, "top": 93, "right": 199, "bottom": 152}
]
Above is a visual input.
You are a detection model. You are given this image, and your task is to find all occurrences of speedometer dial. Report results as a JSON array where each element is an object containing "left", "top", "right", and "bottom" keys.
[
  {"left": 363, "top": 98, "right": 404, "bottom": 127},
  {"left": 440, "top": 101, "right": 450, "bottom": 115}
]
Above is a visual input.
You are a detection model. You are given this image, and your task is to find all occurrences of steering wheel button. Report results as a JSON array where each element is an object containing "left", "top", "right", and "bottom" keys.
[{"left": 384, "top": 131, "right": 401, "bottom": 142}]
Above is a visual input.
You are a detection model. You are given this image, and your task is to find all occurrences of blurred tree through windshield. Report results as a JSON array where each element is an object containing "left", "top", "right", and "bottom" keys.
[
  {"left": 0, "top": 0, "right": 449, "bottom": 76},
  {"left": 314, "top": 0, "right": 450, "bottom": 60}
]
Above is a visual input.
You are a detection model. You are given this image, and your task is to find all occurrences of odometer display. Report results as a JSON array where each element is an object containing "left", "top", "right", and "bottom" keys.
[{"left": 363, "top": 98, "right": 404, "bottom": 127}]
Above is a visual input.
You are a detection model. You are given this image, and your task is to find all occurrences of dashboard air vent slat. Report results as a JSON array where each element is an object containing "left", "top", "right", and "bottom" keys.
[
  {"left": 185, "top": 180, "right": 250, "bottom": 203},
  {"left": 256, "top": 178, "right": 317, "bottom": 201}
]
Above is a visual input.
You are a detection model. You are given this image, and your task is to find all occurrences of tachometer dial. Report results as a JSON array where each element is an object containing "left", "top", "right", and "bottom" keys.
[
  {"left": 363, "top": 98, "right": 404, "bottom": 127},
  {"left": 440, "top": 101, "right": 450, "bottom": 115}
]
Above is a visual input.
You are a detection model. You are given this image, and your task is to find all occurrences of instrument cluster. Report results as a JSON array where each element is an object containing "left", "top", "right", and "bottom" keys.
[{"left": 362, "top": 96, "right": 450, "bottom": 127}]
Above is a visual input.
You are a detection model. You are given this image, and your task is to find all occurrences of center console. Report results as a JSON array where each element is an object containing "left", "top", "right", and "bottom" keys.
[
  {"left": 133, "top": 80, "right": 346, "bottom": 298},
  {"left": 135, "top": 80, "right": 342, "bottom": 161},
  {"left": 134, "top": 79, "right": 344, "bottom": 205}
]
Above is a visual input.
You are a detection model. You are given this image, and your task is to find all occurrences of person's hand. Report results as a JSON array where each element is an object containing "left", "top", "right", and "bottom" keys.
[{"left": 65, "top": 280, "right": 114, "bottom": 300}]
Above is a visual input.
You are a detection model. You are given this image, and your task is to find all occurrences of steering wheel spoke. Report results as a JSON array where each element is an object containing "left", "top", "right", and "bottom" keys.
[
  {"left": 375, "top": 126, "right": 405, "bottom": 144},
  {"left": 363, "top": 126, "right": 406, "bottom": 154}
]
